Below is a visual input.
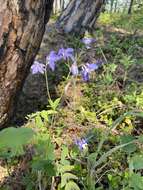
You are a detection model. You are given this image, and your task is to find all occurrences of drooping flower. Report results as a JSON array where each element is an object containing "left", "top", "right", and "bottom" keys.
[
  {"left": 58, "top": 48, "right": 75, "bottom": 61},
  {"left": 75, "top": 138, "right": 88, "bottom": 151},
  {"left": 46, "top": 51, "right": 61, "bottom": 71},
  {"left": 81, "top": 67, "right": 90, "bottom": 82},
  {"left": 81, "top": 62, "right": 99, "bottom": 81},
  {"left": 81, "top": 37, "right": 96, "bottom": 49},
  {"left": 31, "top": 61, "right": 45, "bottom": 74},
  {"left": 82, "top": 37, "right": 95, "bottom": 45},
  {"left": 86, "top": 63, "right": 99, "bottom": 72},
  {"left": 71, "top": 62, "right": 79, "bottom": 76}
]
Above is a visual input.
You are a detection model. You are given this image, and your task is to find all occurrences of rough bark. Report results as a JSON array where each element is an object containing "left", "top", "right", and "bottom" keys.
[
  {"left": 57, "top": 0, "right": 105, "bottom": 34},
  {"left": 0, "top": 0, "right": 53, "bottom": 128}
]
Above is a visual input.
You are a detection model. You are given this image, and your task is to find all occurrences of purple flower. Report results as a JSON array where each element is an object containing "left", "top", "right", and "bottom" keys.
[
  {"left": 71, "top": 63, "right": 79, "bottom": 76},
  {"left": 81, "top": 67, "right": 90, "bottom": 82},
  {"left": 81, "top": 63, "right": 99, "bottom": 81},
  {"left": 81, "top": 37, "right": 96, "bottom": 49},
  {"left": 46, "top": 51, "right": 61, "bottom": 71},
  {"left": 58, "top": 48, "right": 75, "bottom": 61},
  {"left": 75, "top": 138, "right": 88, "bottom": 151},
  {"left": 31, "top": 61, "right": 45, "bottom": 74},
  {"left": 86, "top": 63, "right": 99, "bottom": 72}
]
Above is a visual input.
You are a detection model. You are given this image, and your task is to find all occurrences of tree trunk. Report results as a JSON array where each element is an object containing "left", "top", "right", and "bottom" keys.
[
  {"left": 114, "top": 0, "right": 118, "bottom": 12},
  {"left": 0, "top": 0, "right": 53, "bottom": 128},
  {"left": 128, "top": 0, "right": 134, "bottom": 14},
  {"left": 110, "top": 0, "right": 114, "bottom": 13},
  {"left": 60, "top": 0, "right": 65, "bottom": 11},
  {"left": 53, "top": 0, "right": 58, "bottom": 14},
  {"left": 123, "top": 1, "right": 128, "bottom": 13},
  {"left": 57, "top": 0, "right": 105, "bottom": 35}
]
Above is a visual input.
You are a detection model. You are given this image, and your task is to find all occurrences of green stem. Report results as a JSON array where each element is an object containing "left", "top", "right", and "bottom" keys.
[
  {"left": 94, "top": 111, "right": 143, "bottom": 166},
  {"left": 123, "top": 70, "right": 127, "bottom": 86},
  {"left": 73, "top": 76, "right": 77, "bottom": 110},
  {"left": 98, "top": 45, "right": 108, "bottom": 64},
  {"left": 38, "top": 171, "right": 42, "bottom": 190},
  {"left": 50, "top": 71, "right": 71, "bottom": 128},
  {"left": 60, "top": 70, "right": 71, "bottom": 100},
  {"left": 44, "top": 70, "right": 51, "bottom": 101},
  {"left": 91, "top": 140, "right": 137, "bottom": 176}
]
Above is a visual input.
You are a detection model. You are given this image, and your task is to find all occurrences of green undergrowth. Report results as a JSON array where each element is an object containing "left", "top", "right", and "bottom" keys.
[
  {"left": 98, "top": 9, "right": 143, "bottom": 33},
  {"left": 1, "top": 16, "right": 143, "bottom": 190}
]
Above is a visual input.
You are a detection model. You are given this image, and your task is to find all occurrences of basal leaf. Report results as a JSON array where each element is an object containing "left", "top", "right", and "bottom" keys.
[
  {"left": 120, "top": 135, "right": 137, "bottom": 154},
  {"left": 0, "top": 127, "right": 34, "bottom": 157},
  {"left": 32, "top": 160, "right": 56, "bottom": 176},
  {"left": 61, "top": 173, "right": 78, "bottom": 188},
  {"left": 131, "top": 155, "right": 143, "bottom": 170},
  {"left": 130, "top": 173, "right": 143, "bottom": 190}
]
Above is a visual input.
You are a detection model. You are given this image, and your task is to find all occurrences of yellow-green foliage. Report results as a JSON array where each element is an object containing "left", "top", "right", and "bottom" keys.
[
  {"left": 98, "top": 9, "right": 143, "bottom": 32},
  {"left": 98, "top": 12, "right": 121, "bottom": 26}
]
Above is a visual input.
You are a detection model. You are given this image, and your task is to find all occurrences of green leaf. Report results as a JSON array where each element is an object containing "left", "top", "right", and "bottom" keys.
[
  {"left": 61, "top": 173, "right": 78, "bottom": 188},
  {"left": 0, "top": 127, "right": 34, "bottom": 157},
  {"left": 40, "top": 110, "right": 49, "bottom": 122},
  {"left": 130, "top": 173, "right": 143, "bottom": 190},
  {"left": 53, "top": 98, "right": 61, "bottom": 109},
  {"left": 46, "top": 110, "right": 57, "bottom": 115},
  {"left": 138, "top": 135, "right": 143, "bottom": 143},
  {"left": 46, "top": 138, "right": 55, "bottom": 161},
  {"left": 109, "top": 63, "right": 117, "bottom": 73},
  {"left": 59, "top": 165, "right": 75, "bottom": 173},
  {"left": 120, "top": 135, "right": 137, "bottom": 154},
  {"left": 130, "top": 155, "right": 143, "bottom": 170},
  {"left": 80, "top": 106, "right": 97, "bottom": 123},
  {"left": 88, "top": 153, "right": 97, "bottom": 167},
  {"left": 32, "top": 160, "right": 56, "bottom": 176},
  {"left": 48, "top": 98, "right": 60, "bottom": 111},
  {"left": 65, "top": 181, "right": 80, "bottom": 190},
  {"left": 61, "top": 145, "right": 69, "bottom": 165},
  {"left": 35, "top": 115, "right": 44, "bottom": 128},
  {"left": 35, "top": 134, "right": 55, "bottom": 161}
]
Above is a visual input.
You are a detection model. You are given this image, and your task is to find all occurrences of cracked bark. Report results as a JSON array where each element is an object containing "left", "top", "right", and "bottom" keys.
[
  {"left": 0, "top": 0, "right": 53, "bottom": 128},
  {"left": 57, "top": 0, "right": 105, "bottom": 35}
]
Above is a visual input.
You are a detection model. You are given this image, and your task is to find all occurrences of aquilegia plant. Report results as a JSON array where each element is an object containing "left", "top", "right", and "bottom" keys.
[{"left": 31, "top": 39, "right": 104, "bottom": 101}]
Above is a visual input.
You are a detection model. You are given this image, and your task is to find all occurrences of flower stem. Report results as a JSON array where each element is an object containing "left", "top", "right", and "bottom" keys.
[
  {"left": 73, "top": 76, "right": 77, "bottom": 110},
  {"left": 44, "top": 70, "right": 51, "bottom": 102}
]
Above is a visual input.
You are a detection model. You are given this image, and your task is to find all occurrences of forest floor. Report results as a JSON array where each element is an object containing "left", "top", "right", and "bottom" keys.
[
  {"left": 12, "top": 21, "right": 143, "bottom": 125},
  {"left": 1, "top": 13, "right": 143, "bottom": 189}
]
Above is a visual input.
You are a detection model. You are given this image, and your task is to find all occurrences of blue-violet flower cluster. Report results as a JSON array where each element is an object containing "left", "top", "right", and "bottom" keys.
[{"left": 31, "top": 44, "right": 103, "bottom": 82}]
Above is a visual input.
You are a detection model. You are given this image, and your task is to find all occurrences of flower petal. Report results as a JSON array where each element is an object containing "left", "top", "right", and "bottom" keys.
[
  {"left": 71, "top": 63, "right": 79, "bottom": 76},
  {"left": 86, "top": 63, "right": 99, "bottom": 72},
  {"left": 81, "top": 68, "right": 90, "bottom": 81},
  {"left": 31, "top": 61, "right": 45, "bottom": 74}
]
